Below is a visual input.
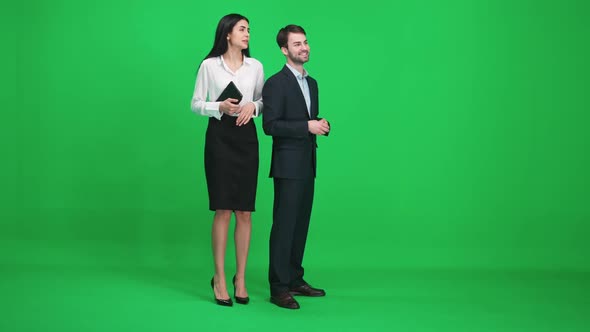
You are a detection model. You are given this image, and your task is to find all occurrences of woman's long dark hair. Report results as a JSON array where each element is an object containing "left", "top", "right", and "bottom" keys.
[{"left": 204, "top": 13, "right": 250, "bottom": 61}]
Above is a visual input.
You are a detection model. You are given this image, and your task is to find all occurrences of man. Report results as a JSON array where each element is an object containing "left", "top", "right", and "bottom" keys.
[{"left": 262, "top": 25, "right": 330, "bottom": 310}]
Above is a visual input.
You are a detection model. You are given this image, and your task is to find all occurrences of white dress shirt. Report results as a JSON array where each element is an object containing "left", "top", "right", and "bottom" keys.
[{"left": 191, "top": 55, "right": 264, "bottom": 120}]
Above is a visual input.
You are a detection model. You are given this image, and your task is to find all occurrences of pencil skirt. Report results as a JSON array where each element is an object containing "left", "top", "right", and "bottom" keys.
[{"left": 204, "top": 115, "right": 259, "bottom": 211}]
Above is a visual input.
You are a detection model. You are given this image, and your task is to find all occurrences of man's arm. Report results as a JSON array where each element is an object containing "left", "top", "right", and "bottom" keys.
[{"left": 262, "top": 77, "right": 308, "bottom": 137}]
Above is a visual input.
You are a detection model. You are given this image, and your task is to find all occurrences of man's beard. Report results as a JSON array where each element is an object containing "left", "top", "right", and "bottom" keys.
[{"left": 288, "top": 50, "right": 309, "bottom": 64}]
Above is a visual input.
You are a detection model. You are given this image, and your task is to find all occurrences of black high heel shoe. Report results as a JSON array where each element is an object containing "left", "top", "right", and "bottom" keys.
[
  {"left": 211, "top": 277, "right": 233, "bottom": 306},
  {"left": 232, "top": 275, "right": 250, "bottom": 305}
]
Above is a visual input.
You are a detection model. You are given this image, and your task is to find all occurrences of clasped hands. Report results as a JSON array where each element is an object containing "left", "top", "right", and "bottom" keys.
[
  {"left": 308, "top": 118, "right": 330, "bottom": 136},
  {"left": 220, "top": 98, "right": 255, "bottom": 126}
]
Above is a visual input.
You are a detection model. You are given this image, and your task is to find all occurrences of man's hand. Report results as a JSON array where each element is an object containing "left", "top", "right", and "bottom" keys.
[
  {"left": 236, "top": 102, "right": 256, "bottom": 126},
  {"left": 219, "top": 98, "right": 240, "bottom": 115},
  {"left": 308, "top": 119, "right": 330, "bottom": 135}
]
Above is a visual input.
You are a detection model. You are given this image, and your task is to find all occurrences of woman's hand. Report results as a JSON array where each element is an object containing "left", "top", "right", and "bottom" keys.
[
  {"left": 219, "top": 98, "right": 240, "bottom": 115},
  {"left": 236, "top": 102, "right": 256, "bottom": 126}
]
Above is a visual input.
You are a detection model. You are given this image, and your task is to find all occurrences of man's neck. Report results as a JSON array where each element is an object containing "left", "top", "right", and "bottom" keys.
[{"left": 287, "top": 60, "right": 305, "bottom": 76}]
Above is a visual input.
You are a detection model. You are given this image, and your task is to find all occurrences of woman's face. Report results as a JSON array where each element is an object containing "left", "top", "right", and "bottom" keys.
[{"left": 228, "top": 19, "right": 250, "bottom": 50}]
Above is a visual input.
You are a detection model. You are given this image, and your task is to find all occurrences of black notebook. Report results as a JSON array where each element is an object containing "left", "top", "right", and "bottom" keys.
[{"left": 216, "top": 81, "right": 243, "bottom": 103}]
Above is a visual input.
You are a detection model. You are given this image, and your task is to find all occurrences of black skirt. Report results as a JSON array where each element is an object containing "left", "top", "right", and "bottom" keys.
[{"left": 204, "top": 115, "right": 259, "bottom": 211}]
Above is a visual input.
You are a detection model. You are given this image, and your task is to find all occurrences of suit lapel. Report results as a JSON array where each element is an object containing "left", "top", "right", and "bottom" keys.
[
  {"left": 281, "top": 66, "right": 311, "bottom": 119},
  {"left": 308, "top": 77, "right": 318, "bottom": 119}
]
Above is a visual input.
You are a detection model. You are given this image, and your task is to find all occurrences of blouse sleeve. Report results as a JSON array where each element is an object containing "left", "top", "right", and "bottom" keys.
[
  {"left": 191, "top": 62, "right": 223, "bottom": 120},
  {"left": 251, "top": 63, "right": 264, "bottom": 118}
]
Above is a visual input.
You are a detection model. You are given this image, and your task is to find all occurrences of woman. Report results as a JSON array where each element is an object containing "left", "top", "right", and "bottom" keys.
[{"left": 191, "top": 13, "right": 264, "bottom": 306}]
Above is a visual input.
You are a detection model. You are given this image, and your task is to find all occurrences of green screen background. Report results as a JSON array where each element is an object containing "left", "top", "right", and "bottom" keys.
[{"left": 4, "top": 0, "right": 590, "bottom": 330}]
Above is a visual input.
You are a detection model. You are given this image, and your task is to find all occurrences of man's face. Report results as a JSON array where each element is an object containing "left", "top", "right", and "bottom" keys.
[{"left": 282, "top": 32, "right": 310, "bottom": 64}]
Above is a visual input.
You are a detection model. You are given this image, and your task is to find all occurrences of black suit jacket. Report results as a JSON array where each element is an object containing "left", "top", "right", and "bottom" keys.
[{"left": 262, "top": 65, "right": 319, "bottom": 179}]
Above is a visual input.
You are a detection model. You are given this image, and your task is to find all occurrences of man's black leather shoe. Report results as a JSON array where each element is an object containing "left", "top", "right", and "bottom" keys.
[
  {"left": 289, "top": 283, "right": 326, "bottom": 297},
  {"left": 270, "top": 292, "right": 300, "bottom": 309}
]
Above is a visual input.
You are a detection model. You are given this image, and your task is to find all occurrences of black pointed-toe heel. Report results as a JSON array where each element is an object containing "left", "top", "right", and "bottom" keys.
[
  {"left": 211, "top": 277, "right": 233, "bottom": 306},
  {"left": 232, "top": 275, "right": 250, "bottom": 305}
]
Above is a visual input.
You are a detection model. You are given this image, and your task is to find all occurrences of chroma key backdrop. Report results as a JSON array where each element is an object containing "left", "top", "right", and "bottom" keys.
[{"left": 4, "top": 1, "right": 589, "bottom": 331}]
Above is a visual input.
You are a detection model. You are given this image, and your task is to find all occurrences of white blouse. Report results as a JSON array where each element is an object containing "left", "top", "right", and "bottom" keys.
[{"left": 191, "top": 55, "right": 264, "bottom": 120}]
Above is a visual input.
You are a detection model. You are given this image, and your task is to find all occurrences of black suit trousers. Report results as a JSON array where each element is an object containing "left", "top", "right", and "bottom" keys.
[{"left": 269, "top": 176, "right": 315, "bottom": 295}]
